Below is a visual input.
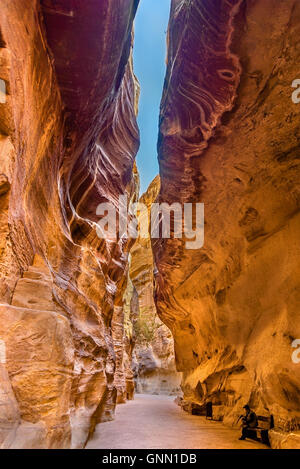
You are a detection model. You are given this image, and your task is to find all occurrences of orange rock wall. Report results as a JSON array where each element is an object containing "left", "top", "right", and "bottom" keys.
[
  {"left": 154, "top": 0, "right": 300, "bottom": 440},
  {"left": 0, "top": 0, "right": 139, "bottom": 448},
  {"left": 129, "top": 177, "right": 181, "bottom": 395}
]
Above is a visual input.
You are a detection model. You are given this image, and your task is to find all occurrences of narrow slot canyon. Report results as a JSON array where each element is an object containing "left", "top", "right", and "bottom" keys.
[{"left": 0, "top": 0, "right": 299, "bottom": 452}]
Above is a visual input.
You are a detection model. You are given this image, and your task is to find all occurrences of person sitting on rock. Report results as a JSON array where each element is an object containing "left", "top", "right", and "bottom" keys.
[{"left": 239, "top": 405, "right": 258, "bottom": 440}]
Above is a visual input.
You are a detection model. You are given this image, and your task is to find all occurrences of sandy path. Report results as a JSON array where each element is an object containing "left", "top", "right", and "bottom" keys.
[{"left": 86, "top": 394, "right": 267, "bottom": 449}]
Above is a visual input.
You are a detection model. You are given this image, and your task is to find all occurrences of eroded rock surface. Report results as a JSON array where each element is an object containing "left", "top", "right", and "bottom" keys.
[
  {"left": 0, "top": 0, "right": 139, "bottom": 448},
  {"left": 129, "top": 177, "right": 181, "bottom": 395},
  {"left": 154, "top": 0, "right": 300, "bottom": 445}
]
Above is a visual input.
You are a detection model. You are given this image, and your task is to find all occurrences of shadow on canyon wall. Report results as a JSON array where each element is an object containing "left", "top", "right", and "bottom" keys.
[{"left": 0, "top": 0, "right": 299, "bottom": 450}]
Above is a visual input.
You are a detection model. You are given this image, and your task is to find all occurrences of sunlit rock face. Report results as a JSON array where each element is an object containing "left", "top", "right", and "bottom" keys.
[
  {"left": 122, "top": 277, "right": 137, "bottom": 401},
  {"left": 130, "top": 177, "right": 181, "bottom": 395},
  {"left": 132, "top": 326, "right": 182, "bottom": 396},
  {"left": 0, "top": 0, "right": 139, "bottom": 448},
  {"left": 154, "top": 0, "right": 300, "bottom": 443}
]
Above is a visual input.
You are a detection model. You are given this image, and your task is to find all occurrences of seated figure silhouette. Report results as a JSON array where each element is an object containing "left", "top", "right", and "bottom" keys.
[{"left": 239, "top": 405, "right": 258, "bottom": 440}]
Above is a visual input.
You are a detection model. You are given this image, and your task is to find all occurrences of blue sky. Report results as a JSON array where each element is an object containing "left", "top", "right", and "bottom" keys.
[{"left": 133, "top": 0, "right": 171, "bottom": 194}]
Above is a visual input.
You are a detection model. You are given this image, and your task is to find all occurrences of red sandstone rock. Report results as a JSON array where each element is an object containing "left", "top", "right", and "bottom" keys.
[
  {"left": 129, "top": 176, "right": 181, "bottom": 395},
  {"left": 0, "top": 0, "right": 139, "bottom": 448},
  {"left": 154, "top": 0, "right": 300, "bottom": 446},
  {"left": 1, "top": 0, "right": 299, "bottom": 451}
]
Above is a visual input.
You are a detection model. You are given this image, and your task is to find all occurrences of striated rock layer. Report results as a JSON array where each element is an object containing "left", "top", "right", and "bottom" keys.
[
  {"left": 0, "top": 0, "right": 139, "bottom": 448},
  {"left": 154, "top": 0, "right": 300, "bottom": 444},
  {"left": 129, "top": 177, "right": 181, "bottom": 395}
]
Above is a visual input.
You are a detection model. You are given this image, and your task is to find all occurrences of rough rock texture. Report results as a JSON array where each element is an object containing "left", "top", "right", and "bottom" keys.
[
  {"left": 123, "top": 276, "right": 139, "bottom": 400},
  {"left": 132, "top": 327, "right": 182, "bottom": 396},
  {"left": 269, "top": 429, "right": 300, "bottom": 450},
  {"left": 154, "top": 0, "right": 300, "bottom": 445},
  {"left": 129, "top": 177, "right": 181, "bottom": 395},
  {"left": 0, "top": 0, "right": 139, "bottom": 448}
]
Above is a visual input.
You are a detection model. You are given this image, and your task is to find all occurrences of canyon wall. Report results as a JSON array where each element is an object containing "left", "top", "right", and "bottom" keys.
[
  {"left": 129, "top": 177, "right": 181, "bottom": 395},
  {"left": 0, "top": 0, "right": 139, "bottom": 449},
  {"left": 154, "top": 0, "right": 300, "bottom": 446}
]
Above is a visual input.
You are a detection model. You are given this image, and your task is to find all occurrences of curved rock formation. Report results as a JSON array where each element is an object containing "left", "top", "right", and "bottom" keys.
[
  {"left": 129, "top": 176, "right": 181, "bottom": 395},
  {"left": 0, "top": 0, "right": 139, "bottom": 448},
  {"left": 154, "top": 0, "right": 300, "bottom": 445},
  {"left": 132, "top": 325, "right": 181, "bottom": 396}
]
